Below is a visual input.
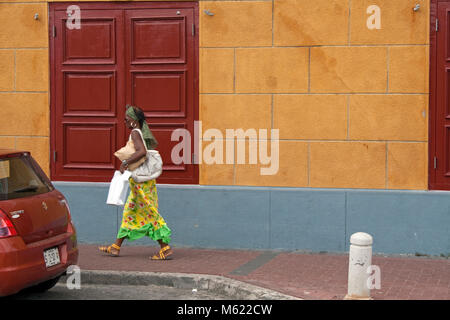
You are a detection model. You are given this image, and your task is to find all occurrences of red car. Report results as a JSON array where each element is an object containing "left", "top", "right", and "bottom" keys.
[{"left": 0, "top": 149, "right": 78, "bottom": 296}]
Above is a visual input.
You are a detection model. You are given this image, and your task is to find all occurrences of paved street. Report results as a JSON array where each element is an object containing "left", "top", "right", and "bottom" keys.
[
  {"left": 77, "top": 245, "right": 450, "bottom": 300},
  {"left": 3, "top": 244, "right": 449, "bottom": 300},
  {"left": 7, "top": 283, "right": 231, "bottom": 300}
]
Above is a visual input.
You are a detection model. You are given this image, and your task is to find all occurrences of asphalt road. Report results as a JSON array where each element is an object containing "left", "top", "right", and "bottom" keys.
[{"left": 7, "top": 283, "right": 232, "bottom": 300}]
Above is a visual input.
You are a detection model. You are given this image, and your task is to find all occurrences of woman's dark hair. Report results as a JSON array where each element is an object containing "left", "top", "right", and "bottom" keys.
[{"left": 132, "top": 106, "right": 146, "bottom": 128}]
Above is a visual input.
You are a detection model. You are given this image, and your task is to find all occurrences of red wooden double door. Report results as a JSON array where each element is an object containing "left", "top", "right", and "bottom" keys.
[{"left": 49, "top": 2, "right": 198, "bottom": 183}]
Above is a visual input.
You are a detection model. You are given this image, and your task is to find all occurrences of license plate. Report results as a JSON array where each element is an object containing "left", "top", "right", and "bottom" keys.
[{"left": 43, "top": 247, "right": 60, "bottom": 268}]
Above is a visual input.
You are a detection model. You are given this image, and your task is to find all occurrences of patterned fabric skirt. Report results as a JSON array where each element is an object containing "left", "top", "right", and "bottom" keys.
[{"left": 117, "top": 178, "right": 171, "bottom": 244}]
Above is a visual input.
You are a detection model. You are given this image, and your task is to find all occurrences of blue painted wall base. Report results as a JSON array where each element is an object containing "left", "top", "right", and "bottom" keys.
[{"left": 53, "top": 182, "right": 450, "bottom": 256}]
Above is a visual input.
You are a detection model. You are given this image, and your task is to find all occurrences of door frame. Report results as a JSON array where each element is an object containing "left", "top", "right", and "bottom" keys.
[
  {"left": 428, "top": 0, "right": 450, "bottom": 190},
  {"left": 48, "top": 1, "right": 199, "bottom": 183},
  {"left": 429, "top": 0, "right": 438, "bottom": 189}
]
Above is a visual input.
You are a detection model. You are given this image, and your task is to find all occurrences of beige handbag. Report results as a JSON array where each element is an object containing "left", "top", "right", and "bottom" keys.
[
  {"left": 131, "top": 129, "right": 163, "bottom": 182},
  {"left": 114, "top": 139, "right": 146, "bottom": 171}
]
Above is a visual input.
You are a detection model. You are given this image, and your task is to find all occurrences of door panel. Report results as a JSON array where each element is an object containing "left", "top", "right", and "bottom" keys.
[
  {"left": 125, "top": 8, "right": 196, "bottom": 184},
  {"left": 64, "top": 71, "right": 116, "bottom": 116},
  {"left": 131, "top": 18, "right": 186, "bottom": 64},
  {"left": 63, "top": 19, "right": 116, "bottom": 64},
  {"left": 132, "top": 71, "right": 186, "bottom": 116},
  {"left": 50, "top": 2, "right": 198, "bottom": 183},
  {"left": 63, "top": 123, "right": 116, "bottom": 169}
]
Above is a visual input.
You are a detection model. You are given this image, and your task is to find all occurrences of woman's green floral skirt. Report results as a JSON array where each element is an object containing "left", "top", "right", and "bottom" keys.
[{"left": 117, "top": 178, "right": 171, "bottom": 244}]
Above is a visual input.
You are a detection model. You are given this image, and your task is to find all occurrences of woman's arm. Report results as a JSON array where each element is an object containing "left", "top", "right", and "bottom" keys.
[{"left": 119, "top": 130, "right": 147, "bottom": 173}]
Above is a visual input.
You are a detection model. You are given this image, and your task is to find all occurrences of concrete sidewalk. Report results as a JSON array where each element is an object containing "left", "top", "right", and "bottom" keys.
[{"left": 76, "top": 244, "right": 450, "bottom": 300}]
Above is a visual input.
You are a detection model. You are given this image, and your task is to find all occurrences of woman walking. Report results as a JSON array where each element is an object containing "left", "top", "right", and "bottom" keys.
[{"left": 99, "top": 105, "right": 173, "bottom": 260}]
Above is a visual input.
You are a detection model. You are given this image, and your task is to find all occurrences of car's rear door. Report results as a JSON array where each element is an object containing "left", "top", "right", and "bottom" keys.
[{"left": 0, "top": 155, "right": 69, "bottom": 244}]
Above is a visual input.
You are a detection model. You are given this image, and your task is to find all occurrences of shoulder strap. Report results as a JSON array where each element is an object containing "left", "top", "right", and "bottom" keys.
[{"left": 131, "top": 129, "right": 147, "bottom": 151}]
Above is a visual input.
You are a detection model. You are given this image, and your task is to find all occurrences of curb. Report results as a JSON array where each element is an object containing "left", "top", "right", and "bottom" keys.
[{"left": 60, "top": 270, "right": 301, "bottom": 300}]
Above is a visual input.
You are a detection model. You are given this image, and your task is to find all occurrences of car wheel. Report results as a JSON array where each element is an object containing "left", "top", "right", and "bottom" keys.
[{"left": 28, "top": 275, "right": 62, "bottom": 293}]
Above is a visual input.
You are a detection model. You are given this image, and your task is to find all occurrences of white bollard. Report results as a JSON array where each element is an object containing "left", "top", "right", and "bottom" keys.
[{"left": 344, "top": 232, "right": 373, "bottom": 300}]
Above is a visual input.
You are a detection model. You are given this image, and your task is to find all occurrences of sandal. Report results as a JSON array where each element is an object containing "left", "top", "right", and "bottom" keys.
[
  {"left": 151, "top": 245, "right": 173, "bottom": 260},
  {"left": 98, "top": 243, "right": 121, "bottom": 257}
]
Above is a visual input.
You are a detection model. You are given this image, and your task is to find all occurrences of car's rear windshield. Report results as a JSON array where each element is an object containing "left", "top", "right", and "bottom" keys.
[{"left": 0, "top": 155, "right": 53, "bottom": 200}]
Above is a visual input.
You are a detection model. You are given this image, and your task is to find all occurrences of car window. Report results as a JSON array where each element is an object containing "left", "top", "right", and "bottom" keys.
[{"left": 0, "top": 155, "right": 52, "bottom": 200}]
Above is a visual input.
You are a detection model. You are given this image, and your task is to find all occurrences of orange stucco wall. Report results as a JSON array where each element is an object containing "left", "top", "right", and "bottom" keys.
[{"left": 0, "top": 0, "right": 430, "bottom": 190}]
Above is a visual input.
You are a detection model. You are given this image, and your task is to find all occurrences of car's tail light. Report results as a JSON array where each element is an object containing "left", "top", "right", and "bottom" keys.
[
  {"left": 60, "top": 199, "right": 74, "bottom": 228},
  {"left": 0, "top": 209, "right": 18, "bottom": 238},
  {"left": 60, "top": 199, "right": 77, "bottom": 248}
]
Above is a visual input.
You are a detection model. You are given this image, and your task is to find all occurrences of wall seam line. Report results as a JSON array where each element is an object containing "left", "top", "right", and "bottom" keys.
[
  {"left": 0, "top": 2, "right": 49, "bottom": 4},
  {"left": 347, "top": 95, "right": 350, "bottom": 140},
  {"left": 13, "top": 49, "right": 16, "bottom": 91},
  {"left": 199, "top": 44, "right": 430, "bottom": 49},
  {"left": 271, "top": 0, "right": 274, "bottom": 47},
  {"left": 271, "top": 94, "right": 274, "bottom": 130},
  {"left": 308, "top": 47, "right": 311, "bottom": 92},
  {"left": 0, "top": 91, "right": 48, "bottom": 94},
  {"left": 199, "top": 138, "right": 428, "bottom": 143},
  {"left": 199, "top": 92, "right": 429, "bottom": 95},
  {"left": 387, "top": 47, "right": 390, "bottom": 93},
  {"left": 233, "top": 48, "right": 236, "bottom": 93},
  {"left": 348, "top": 0, "right": 352, "bottom": 45},
  {"left": 0, "top": 135, "right": 50, "bottom": 138}
]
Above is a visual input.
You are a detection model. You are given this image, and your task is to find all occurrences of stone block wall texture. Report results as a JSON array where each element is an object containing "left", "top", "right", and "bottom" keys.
[
  {"left": 0, "top": 0, "right": 430, "bottom": 190},
  {"left": 199, "top": 0, "right": 430, "bottom": 190},
  {"left": 0, "top": 1, "right": 49, "bottom": 174}
]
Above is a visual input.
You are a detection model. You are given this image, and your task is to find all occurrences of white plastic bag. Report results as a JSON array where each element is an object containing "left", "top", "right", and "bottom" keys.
[{"left": 106, "top": 170, "right": 131, "bottom": 206}]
